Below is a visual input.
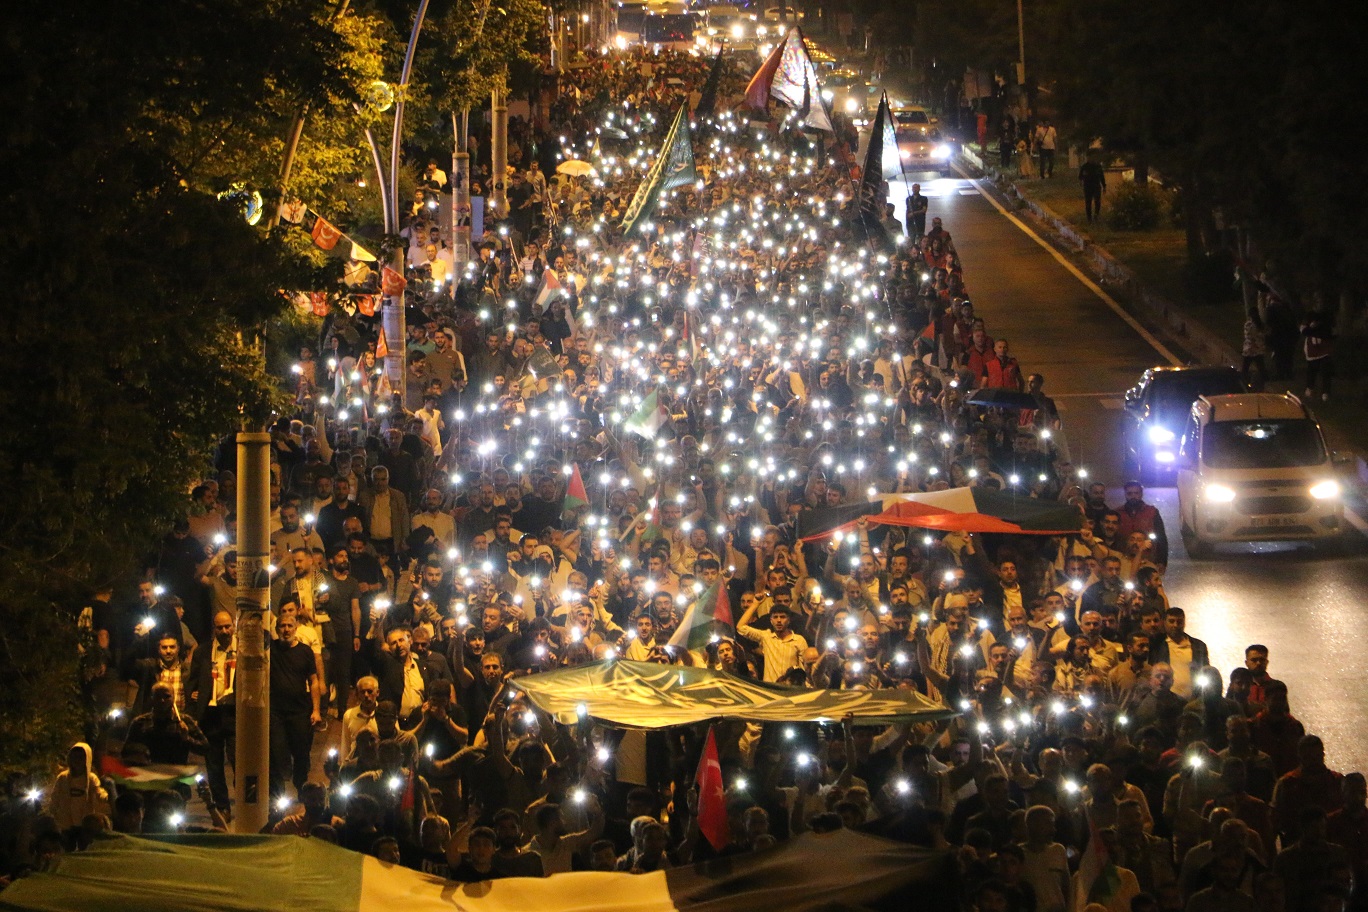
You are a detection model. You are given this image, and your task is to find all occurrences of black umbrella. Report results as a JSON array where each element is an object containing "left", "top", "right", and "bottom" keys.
[{"left": 965, "top": 388, "right": 1040, "bottom": 411}]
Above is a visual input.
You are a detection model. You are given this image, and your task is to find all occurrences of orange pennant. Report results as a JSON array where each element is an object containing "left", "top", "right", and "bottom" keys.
[
  {"left": 311, "top": 216, "right": 342, "bottom": 251},
  {"left": 375, "top": 327, "right": 389, "bottom": 360},
  {"left": 309, "top": 292, "right": 329, "bottom": 316},
  {"left": 381, "top": 265, "right": 407, "bottom": 297},
  {"left": 355, "top": 294, "right": 377, "bottom": 317}
]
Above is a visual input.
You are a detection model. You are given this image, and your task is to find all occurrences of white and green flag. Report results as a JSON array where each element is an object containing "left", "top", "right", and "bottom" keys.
[{"left": 621, "top": 104, "right": 696, "bottom": 236}]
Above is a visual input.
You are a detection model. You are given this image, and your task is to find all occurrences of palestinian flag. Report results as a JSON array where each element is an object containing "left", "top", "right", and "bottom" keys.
[
  {"left": 1074, "top": 813, "right": 1132, "bottom": 910},
  {"left": 564, "top": 464, "right": 589, "bottom": 512},
  {"left": 796, "top": 486, "right": 1084, "bottom": 541},
  {"left": 621, "top": 104, "right": 697, "bottom": 236},
  {"left": 623, "top": 389, "right": 669, "bottom": 439},
  {"left": 668, "top": 582, "right": 732, "bottom": 653},
  {"left": 98, "top": 756, "right": 200, "bottom": 791},
  {"left": 0, "top": 830, "right": 959, "bottom": 912},
  {"left": 745, "top": 39, "right": 785, "bottom": 112},
  {"left": 534, "top": 268, "right": 563, "bottom": 308}
]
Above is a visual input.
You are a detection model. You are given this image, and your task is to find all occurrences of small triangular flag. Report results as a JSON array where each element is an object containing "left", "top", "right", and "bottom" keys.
[
  {"left": 311, "top": 216, "right": 342, "bottom": 251},
  {"left": 375, "top": 327, "right": 389, "bottom": 360},
  {"left": 381, "top": 266, "right": 407, "bottom": 297},
  {"left": 350, "top": 240, "right": 377, "bottom": 262},
  {"left": 280, "top": 199, "right": 307, "bottom": 224},
  {"left": 564, "top": 465, "right": 589, "bottom": 512}
]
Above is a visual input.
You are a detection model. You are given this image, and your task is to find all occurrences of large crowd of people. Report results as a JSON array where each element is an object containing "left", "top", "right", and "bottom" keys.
[{"left": 2, "top": 46, "right": 1361, "bottom": 912}]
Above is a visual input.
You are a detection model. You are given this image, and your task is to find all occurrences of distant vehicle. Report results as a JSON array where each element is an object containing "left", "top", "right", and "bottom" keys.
[
  {"left": 642, "top": 4, "right": 696, "bottom": 49},
  {"left": 1122, "top": 365, "right": 1245, "bottom": 482},
  {"left": 614, "top": 0, "right": 650, "bottom": 42},
  {"left": 1175, "top": 393, "right": 1343, "bottom": 556},
  {"left": 704, "top": 4, "right": 758, "bottom": 42},
  {"left": 893, "top": 120, "right": 952, "bottom": 176},
  {"left": 821, "top": 69, "right": 876, "bottom": 124},
  {"left": 762, "top": 6, "right": 803, "bottom": 22}
]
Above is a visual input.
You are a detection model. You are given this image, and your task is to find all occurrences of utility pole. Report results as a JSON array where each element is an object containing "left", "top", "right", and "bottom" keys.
[
  {"left": 1015, "top": 0, "right": 1026, "bottom": 87},
  {"left": 232, "top": 432, "right": 271, "bottom": 834},
  {"left": 490, "top": 88, "right": 509, "bottom": 219},
  {"left": 452, "top": 110, "right": 472, "bottom": 278}
]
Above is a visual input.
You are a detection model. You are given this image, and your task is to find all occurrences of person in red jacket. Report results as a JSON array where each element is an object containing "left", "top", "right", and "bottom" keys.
[
  {"left": 1116, "top": 482, "right": 1168, "bottom": 566},
  {"left": 983, "top": 339, "right": 1023, "bottom": 391}
]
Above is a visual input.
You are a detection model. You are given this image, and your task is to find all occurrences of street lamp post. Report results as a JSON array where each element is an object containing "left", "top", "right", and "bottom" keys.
[{"left": 378, "top": 0, "right": 432, "bottom": 406}]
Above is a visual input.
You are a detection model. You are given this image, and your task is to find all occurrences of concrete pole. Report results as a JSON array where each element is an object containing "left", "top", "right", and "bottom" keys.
[
  {"left": 452, "top": 109, "right": 472, "bottom": 276},
  {"left": 232, "top": 432, "right": 272, "bottom": 834},
  {"left": 490, "top": 89, "right": 509, "bottom": 220}
]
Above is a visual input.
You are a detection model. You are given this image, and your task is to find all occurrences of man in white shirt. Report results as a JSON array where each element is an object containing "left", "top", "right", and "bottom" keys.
[
  {"left": 736, "top": 603, "right": 808, "bottom": 683},
  {"left": 624, "top": 614, "right": 658, "bottom": 662},
  {"left": 412, "top": 488, "right": 455, "bottom": 548},
  {"left": 340, "top": 675, "right": 380, "bottom": 760}
]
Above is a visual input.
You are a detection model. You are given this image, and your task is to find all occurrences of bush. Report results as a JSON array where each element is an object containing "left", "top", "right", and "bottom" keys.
[{"left": 1106, "top": 180, "right": 1168, "bottom": 231}]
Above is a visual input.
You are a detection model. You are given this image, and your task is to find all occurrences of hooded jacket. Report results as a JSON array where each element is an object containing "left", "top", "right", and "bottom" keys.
[{"left": 49, "top": 742, "right": 111, "bottom": 830}]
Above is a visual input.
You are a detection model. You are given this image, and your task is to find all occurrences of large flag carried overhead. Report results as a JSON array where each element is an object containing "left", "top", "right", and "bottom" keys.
[
  {"left": 0, "top": 830, "right": 960, "bottom": 912},
  {"left": 744, "top": 28, "right": 832, "bottom": 134},
  {"left": 621, "top": 103, "right": 696, "bottom": 236},
  {"left": 694, "top": 46, "right": 725, "bottom": 120},
  {"left": 858, "top": 93, "right": 892, "bottom": 239},
  {"left": 874, "top": 91, "right": 905, "bottom": 179},
  {"left": 512, "top": 659, "right": 955, "bottom": 729}
]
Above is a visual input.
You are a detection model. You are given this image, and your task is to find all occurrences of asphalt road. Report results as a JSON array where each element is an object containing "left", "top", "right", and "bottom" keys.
[{"left": 887, "top": 169, "right": 1368, "bottom": 775}]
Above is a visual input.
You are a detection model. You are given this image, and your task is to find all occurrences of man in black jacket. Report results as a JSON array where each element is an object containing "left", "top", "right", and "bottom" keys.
[
  {"left": 373, "top": 625, "right": 451, "bottom": 728},
  {"left": 187, "top": 610, "right": 237, "bottom": 815},
  {"left": 1148, "top": 606, "right": 1210, "bottom": 700}
]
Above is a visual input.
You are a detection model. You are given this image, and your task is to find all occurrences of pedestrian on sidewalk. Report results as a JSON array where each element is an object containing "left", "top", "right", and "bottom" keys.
[
  {"left": 1241, "top": 307, "right": 1268, "bottom": 391},
  {"left": 906, "top": 183, "right": 928, "bottom": 239},
  {"left": 1016, "top": 136, "right": 1034, "bottom": 179},
  {"left": 1079, "top": 157, "right": 1107, "bottom": 222},
  {"left": 998, "top": 116, "right": 1015, "bottom": 168},
  {"left": 1037, "top": 120, "right": 1057, "bottom": 178},
  {"left": 1300, "top": 309, "right": 1335, "bottom": 402}
]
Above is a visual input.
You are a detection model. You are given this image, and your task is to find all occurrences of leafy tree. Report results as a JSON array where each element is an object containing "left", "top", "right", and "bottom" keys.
[{"left": 0, "top": 0, "right": 347, "bottom": 769}]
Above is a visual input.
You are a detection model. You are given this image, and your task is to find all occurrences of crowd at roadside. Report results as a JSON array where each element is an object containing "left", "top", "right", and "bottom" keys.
[{"left": 2, "top": 46, "right": 1362, "bottom": 912}]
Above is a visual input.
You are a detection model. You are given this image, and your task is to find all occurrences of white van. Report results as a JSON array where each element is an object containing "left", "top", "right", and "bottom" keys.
[{"left": 1176, "top": 393, "right": 1343, "bottom": 556}]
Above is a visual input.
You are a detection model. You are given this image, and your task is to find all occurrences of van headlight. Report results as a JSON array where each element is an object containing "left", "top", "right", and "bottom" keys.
[
  {"left": 1309, "top": 479, "right": 1341, "bottom": 500},
  {"left": 932, "top": 145, "right": 951, "bottom": 159},
  {"left": 1146, "top": 425, "right": 1175, "bottom": 445},
  {"left": 1204, "top": 483, "right": 1237, "bottom": 503},
  {"left": 844, "top": 97, "right": 859, "bottom": 113},
  {"left": 821, "top": 89, "right": 834, "bottom": 102}
]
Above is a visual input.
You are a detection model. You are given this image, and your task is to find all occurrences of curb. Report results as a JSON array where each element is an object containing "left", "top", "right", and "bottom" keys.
[{"left": 958, "top": 147, "right": 1240, "bottom": 369}]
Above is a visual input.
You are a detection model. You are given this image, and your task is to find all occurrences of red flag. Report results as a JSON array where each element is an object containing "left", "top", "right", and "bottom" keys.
[
  {"left": 309, "top": 292, "right": 329, "bottom": 316},
  {"left": 744, "top": 40, "right": 784, "bottom": 111},
  {"left": 375, "top": 327, "right": 389, "bottom": 360},
  {"left": 695, "top": 726, "right": 730, "bottom": 850},
  {"left": 381, "top": 265, "right": 407, "bottom": 297},
  {"left": 311, "top": 216, "right": 342, "bottom": 251},
  {"left": 355, "top": 294, "right": 377, "bottom": 317}
]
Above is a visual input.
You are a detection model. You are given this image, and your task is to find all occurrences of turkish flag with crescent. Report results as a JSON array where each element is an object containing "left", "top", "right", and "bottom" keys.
[
  {"left": 381, "top": 265, "right": 407, "bottom": 297},
  {"left": 695, "top": 725, "right": 730, "bottom": 850},
  {"left": 355, "top": 294, "right": 377, "bottom": 317},
  {"left": 311, "top": 216, "right": 342, "bottom": 251},
  {"left": 309, "top": 292, "right": 329, "bottom": 316},
  {"left": 375, "top": 327, "right": 389, "bottom": 360}
]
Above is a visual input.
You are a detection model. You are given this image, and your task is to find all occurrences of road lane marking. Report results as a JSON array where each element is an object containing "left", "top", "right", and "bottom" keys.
[
  {"left": 958, "top": 189, "right": 981, "bottom": 196},
  {"left": 952, "top": 163, "right": 1183, "bottom": 367}
]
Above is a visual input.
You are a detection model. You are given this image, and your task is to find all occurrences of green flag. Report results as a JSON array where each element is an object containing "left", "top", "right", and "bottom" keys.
[{"left": 621, "top": 104, "right": 696, "bottom": 236}]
